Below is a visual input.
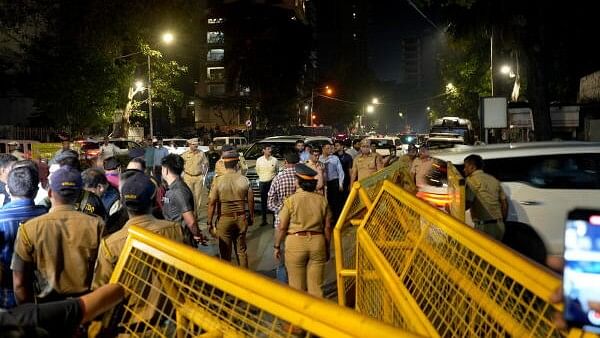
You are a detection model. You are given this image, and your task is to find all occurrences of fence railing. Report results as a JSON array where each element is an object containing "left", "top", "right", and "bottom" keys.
[
  {"left": 97, "top": 225, "right": 413, "bottom": 337},
  {"left": 353, "top": 181, "right": 568, "bottom": 337},
  {"left": 333, "top": 159, "right": 408, "bottom": 305}
]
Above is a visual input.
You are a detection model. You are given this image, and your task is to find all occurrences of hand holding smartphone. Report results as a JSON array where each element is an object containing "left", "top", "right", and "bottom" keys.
[{"left": 563, "top": 209, "right": 600, "bottom": 333}]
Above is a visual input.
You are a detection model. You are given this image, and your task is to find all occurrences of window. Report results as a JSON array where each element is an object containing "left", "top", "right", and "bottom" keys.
[
  {"left": 207, "top": 67, "right": 225, "bottom": 81},
  {"left": 525, "top": 154, "right": 600, "bottom": 189},
  {"left": 207, "top": 31, "right": 224, "bottom": 44},
  {"left": 208, "top": 84, "right": 225, "bottom": 95},
  {"left": 207, "top": 49, "right": 224, "bottom": 62},
  {"left": 244, "top": 143, "right": 297, "bottom": 160},
  {"left": 208, "top": 18, "right": 224, "bottom": 24}
]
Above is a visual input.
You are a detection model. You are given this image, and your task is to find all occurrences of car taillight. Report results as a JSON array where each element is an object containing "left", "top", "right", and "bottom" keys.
[
  {"left": 87, "top": 149, "right": 100, "bottom": 156},
  {"left": 416, "top": 191, "right": 451, "bottom": 207}
]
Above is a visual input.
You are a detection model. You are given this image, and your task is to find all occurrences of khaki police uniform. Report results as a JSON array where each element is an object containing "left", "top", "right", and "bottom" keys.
[
  {"left": 209, "top": 171, "right": 251, "bottom": 267},
  {"left": 181, "top": 147, "right": 207, "bottom": 216},
  {"left": 11, "top": 205, "right": 104, "bottom": 302},
  {"left": 215, "top": 155, "right": 248, "bottom": 177},
  {"left": 466, "top": 169, "right": 507, "bottom": 240},
  {"left": 279, "top": 189, "right": 331, "bottom": 298},
  {"left": 304, "top": 160, "right": 325, "bottom": 194},
  {"left": 92, "top": 214, "right": 183, "bottom": 288},
  {"left": 410, "top": 156, "right": 433, "bottom": 190},
  {"left": 351, "top": 152, "right": 382, "bottom": 181},
  {"left": 397, "top": 155, "right": 417, "bottom": 193}
]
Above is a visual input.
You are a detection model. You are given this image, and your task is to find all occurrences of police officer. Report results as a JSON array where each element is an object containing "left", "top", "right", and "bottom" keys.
[
  {"left": 11, "top": 167, "right": 104, "bottom": 304},
  {"left": 161, "top": 154, "right": 205, "bottom": 246},
  {"left": 410, "top": 144, "right": 433, "bottom": 191},
  {"left": 349, "top": 139, "right": 383, "bottom": 186},
  {"left": 181, "top": 138, "right": 207, "bottom": 216},
  {"left": 274, "top": 163, "right": 332, "bottom": 298},
  {"left": 215, "top": 145, "right": 248, "bottom": 177},
  {"left": 397, "top": 144, "right": 418, "bottom": 194},
  {"left": 207, "top": 151, "right": 254, "bottom": 268},
  {"left": 92, "top": 170, "right": 183, "bottom": 289},
  {"left": 463, "top": 154, "right": 508, "bottom": 240}
]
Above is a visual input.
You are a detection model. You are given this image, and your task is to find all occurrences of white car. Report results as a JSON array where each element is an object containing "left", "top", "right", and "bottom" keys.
[
  {"left": 163, "top": 138, "right": 208, "bottom": 154},
  {"left": 422, "top": 141, "right": 600, "bottom": 265}
]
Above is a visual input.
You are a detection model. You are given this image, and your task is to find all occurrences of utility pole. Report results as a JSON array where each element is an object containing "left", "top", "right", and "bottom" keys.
[{"left": 147, "top": 54, "right": 154, "bottom": 139}]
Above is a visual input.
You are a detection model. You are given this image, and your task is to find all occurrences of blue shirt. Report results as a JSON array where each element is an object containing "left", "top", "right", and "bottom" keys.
[
  {"left": 0, "top": 199, "right": 47, "bottom": 308},
  {"left": 154, "top": 146, "right": 169, "bottom": 167},
  {"left": 144, "top": 146, "right": 155, "bottom": 167},
  {"left": 319, "top": 154, "right": 345, "bottom": 187},
  {"left": 299, "top": 150, "right": 310, "bottom": 162}
]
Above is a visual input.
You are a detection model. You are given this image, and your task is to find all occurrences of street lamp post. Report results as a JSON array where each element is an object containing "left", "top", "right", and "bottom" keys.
[
  {"left": 116, "top": 32, "right": 173, "bottom": 139},
  {"left": 147, "top": 54, "right": 154, "bottom": 139}
]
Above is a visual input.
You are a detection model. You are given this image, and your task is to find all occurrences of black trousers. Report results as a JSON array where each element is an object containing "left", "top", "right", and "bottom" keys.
[
  {"left": 259, "top": 180, "right": 272, "bottom": 221},
  {"left": 326, "top": 179, "right": 343, "bottom": 223}
]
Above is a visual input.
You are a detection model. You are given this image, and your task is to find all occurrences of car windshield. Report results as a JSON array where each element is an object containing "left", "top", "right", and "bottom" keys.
[
  {"left": 214, "top": 139, "right": 227, "bottom": 146},
  {"left": 400, "top": 135, "right": 417, "bottom": 144},
  {"left": 81, "top": 142, "right": 99, "bottom": 150},
  {"left": 430, "top": 127, "right": 467, "bottom": 138},
  {"left": 369, "top": 139, "right": 394, "bottom": 147},
  {"left": 244, "top": 142, "right": 297, "bottom": 160},
  {"left": 167, "top": 140, "right": 187, "bottom": 147}
]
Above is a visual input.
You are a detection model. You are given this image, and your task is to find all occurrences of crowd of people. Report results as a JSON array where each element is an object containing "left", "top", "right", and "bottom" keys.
[{"left": 0, "top": 134, "right": 578, "bottom": 335}]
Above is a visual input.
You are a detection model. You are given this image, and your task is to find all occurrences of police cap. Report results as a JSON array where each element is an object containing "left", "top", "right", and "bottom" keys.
[
  {"left": 50, "top": 167, "right": 82, "bottom": 192},
  {"left": 121, "top": 171, "right": 155, "bottom": 211},
  {"left": 295, "top": 163, "right": 318, "bottom": 180}
]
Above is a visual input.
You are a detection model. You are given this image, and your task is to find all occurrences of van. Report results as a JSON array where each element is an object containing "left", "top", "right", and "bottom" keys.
[
  {"left": 429, "top": 117, "right": 474, "bottom": 144},
  {"left": 213, "top": 136, "right": 248, "bottom": 150}
]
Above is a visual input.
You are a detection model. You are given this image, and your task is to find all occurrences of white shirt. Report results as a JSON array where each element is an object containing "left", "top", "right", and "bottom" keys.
[
  {"left": 256, "top": 155, "right": 279, "bottom": 182},
  {"left": 100, "top": 143, "right": 118, "bottom": 159}
]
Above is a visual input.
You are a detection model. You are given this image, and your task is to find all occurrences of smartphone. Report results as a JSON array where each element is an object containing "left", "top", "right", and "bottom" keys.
[{"left": 563, "top": 209, "right": 600, "bottom": 333}]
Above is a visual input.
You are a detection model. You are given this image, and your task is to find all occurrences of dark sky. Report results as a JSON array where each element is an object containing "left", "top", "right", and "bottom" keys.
[{"left": 368, "top": 0, "right": 434, "bottom": 83}]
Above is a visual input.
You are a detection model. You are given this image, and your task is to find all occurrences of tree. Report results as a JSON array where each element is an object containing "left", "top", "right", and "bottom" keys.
[{"left": 420, "top": 0, "right": 600, "bottom": 140}]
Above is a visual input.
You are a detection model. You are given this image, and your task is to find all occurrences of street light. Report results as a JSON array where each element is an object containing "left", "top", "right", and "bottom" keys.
[
  {"left": 135, "top": 80, "right": 144, "bottom": 90},
  {"left": 366, "top": 104, "right": 375, "bottom": 113},
  {"left": 117, "top": 32, "right": 175, "bottom": 139},
  {"left": 500, "top": 64, "right": 516, "bottom": 78},
  {"left": 372, "top": 97, "right": 379, "bottom": 105},
  {"left": 308, "top": 85, "right": 333, "bottom": 125}
]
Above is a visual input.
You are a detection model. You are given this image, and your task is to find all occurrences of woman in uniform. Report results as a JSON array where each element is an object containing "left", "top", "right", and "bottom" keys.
[{"left": 273, "top": 163, "right": 332, "bottom": 298}]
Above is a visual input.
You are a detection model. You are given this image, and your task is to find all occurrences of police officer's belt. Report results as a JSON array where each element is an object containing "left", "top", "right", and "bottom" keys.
[
  {"left": 289, "top": 231, "right": 323, "bottom": 236},
  {"left": 184, "top": 171, "right": 202, "bottom": 177},
  {"left": 220, "top": 211, "right": 246, "bottom": 218}
]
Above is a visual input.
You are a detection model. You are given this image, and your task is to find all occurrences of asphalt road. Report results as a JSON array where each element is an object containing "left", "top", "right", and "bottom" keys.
[{"left": 194, "top": 189, "right": 339, "bottom": 300}]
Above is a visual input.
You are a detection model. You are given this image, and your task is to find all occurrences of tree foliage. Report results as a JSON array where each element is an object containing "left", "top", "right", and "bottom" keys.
[
  {"left": 420, "top": 0, "right": 600, "bottom": 140},
  {"left": 2, "top": 0, "right": 198, "bottom": 136}
]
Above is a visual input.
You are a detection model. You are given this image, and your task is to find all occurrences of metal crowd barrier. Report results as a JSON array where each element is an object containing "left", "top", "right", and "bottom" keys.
[
  {"left": 352, "top": 181, "right": 570, "bottom": 337},
  {"left": 333, "top": 159, "right": 408, "bottom": 306},
  {"left": 98, "top": 226, "right": 412, "bottom": 337}
]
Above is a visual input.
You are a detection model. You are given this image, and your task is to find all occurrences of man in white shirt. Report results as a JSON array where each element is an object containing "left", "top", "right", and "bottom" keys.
[
  {"left": 346, "top": 139, "right": 361, "bottom": 159},
  {"left": 99, "top": 137, "right": 118, "bottom": 161},
  {"left": 255, "top": 144, "right": 279, "bottom": 226}
]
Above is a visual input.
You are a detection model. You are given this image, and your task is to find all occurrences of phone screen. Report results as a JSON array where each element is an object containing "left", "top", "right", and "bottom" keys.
[{"left": 563, "top": 209, "right": 600, "bottom": 332}]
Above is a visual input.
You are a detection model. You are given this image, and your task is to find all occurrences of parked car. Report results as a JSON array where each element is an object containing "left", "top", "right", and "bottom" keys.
[
  {"left": 213, "top": 136, "right": 248, "bottom": 150},
  {"left": 366, "top": 136, "right": 403, "bottom": 154},
  {"left": 420, "top": 141, "right": 600, "bottom": 265},
  {"left": 78, "top": 138, "right": 142, "bottom": 160},
  {"left": 243, "top": 135, "right": 332, "bottom": 203},
  {"left": 163, "top": 138, "right": 189, "bottom": 155}
]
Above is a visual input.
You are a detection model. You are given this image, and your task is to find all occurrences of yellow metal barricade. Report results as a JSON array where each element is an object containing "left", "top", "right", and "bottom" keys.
[
  {"left": 354, "top": 181, "right": 569, "bottom": 337},
  {"left": 101, "top": 226, "right": 414, "bottom": 337},
  {"left": 446, "top": 162, "right": 466, "bottom": 222},
  {"left": 334, "top": 160, "right": 404, "bottom": 306}
]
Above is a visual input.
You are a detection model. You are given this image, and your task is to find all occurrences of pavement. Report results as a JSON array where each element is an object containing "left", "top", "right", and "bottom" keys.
[{"left": 194, "top": 189, "right": 339, "bottom": 300}]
